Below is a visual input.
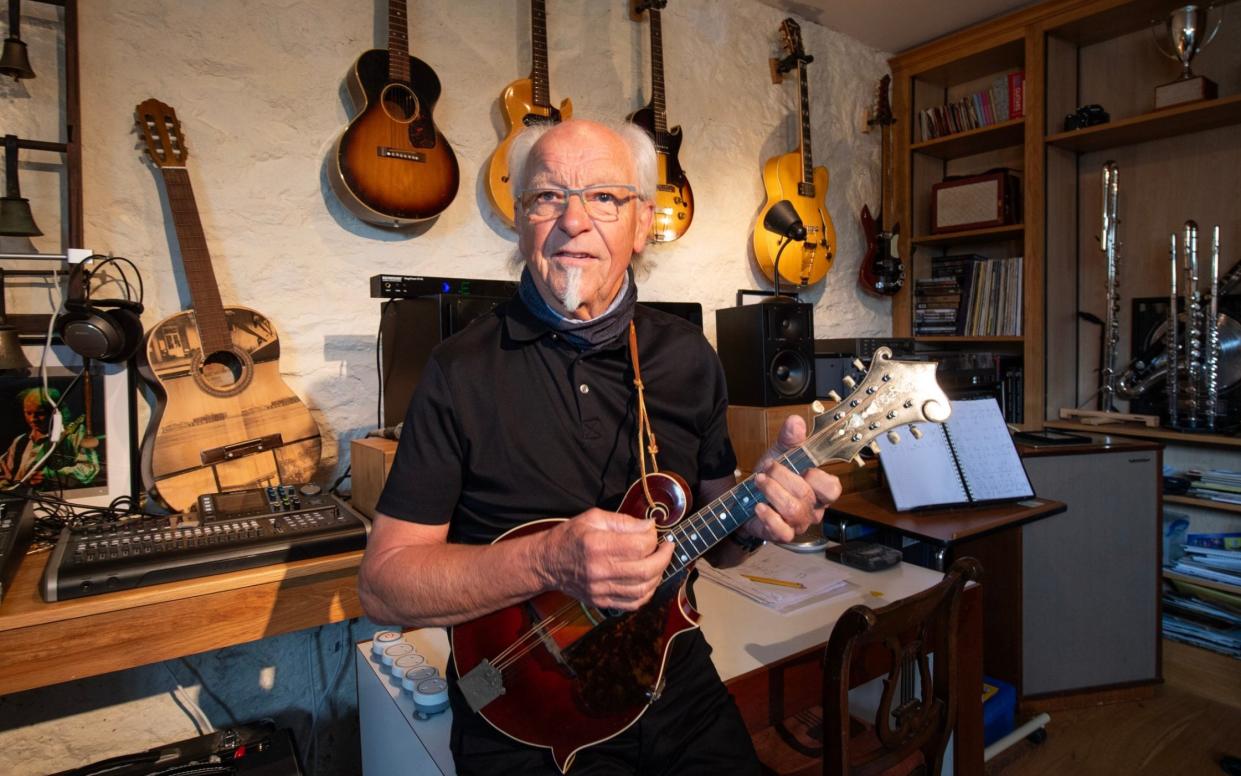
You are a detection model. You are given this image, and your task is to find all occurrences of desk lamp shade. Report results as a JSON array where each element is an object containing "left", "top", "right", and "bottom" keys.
[
  {"left": 0, "top": 269, "right": 31, "bottom": 373},
  {"left": 1, "top": 134, "right": 42, "bottom": 237},
  {"left": 762, "top": 199, "right": 806, "bottom": 242},
  {"left": 0, "top": 0, "right": 34, "bottom": 80}
]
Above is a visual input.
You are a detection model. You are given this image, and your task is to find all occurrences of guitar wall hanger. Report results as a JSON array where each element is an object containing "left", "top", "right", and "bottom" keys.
[{"left": 769, "top": 50, "right": 812, "bottom": 83}]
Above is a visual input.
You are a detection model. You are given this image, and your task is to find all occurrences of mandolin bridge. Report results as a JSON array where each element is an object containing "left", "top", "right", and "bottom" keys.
[
  {"left": 458, "top": 659, "right": 505, "bottom": 713},
  {"left": 377, "top": 147, "right": 425, "bottom": 163}
]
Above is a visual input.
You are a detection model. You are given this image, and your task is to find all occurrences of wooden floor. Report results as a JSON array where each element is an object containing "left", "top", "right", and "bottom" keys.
[{"left": 987, "top": 640, "right": 1241, "bottom": 776}]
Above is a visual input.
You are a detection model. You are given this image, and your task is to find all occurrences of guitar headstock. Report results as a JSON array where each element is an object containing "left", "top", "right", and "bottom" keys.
[
  {"left": 135, "top": 98, "right": 188, "bottom": 169},
  {"left": 630, "top": 0, "right": 667, "bottom": 18},
  {"left": 805, "top": 347, "right": 950, "bottom": 465},
  {"left": 778, "top": 18, "right": 808, "bottom": 63},
  {"left": 873, "top": 75, "right": 893, "bottom": 127}
]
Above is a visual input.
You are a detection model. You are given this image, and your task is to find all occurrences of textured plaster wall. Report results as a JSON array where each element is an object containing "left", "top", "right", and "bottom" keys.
[{"left": 0, "top": 1, "right": 890, "bottom": 773}]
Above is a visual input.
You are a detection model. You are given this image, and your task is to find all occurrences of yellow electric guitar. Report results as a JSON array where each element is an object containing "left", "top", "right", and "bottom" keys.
[
  {"left": 753, "top": 18, "right": 835, "bottom": 289},
  {"left": 484, "top": 0, "right": 573, "bottom": 228}
]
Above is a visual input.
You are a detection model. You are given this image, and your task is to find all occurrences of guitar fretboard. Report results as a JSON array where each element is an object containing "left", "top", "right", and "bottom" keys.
[
  {"left": 159, "top": 168, "right": 231, "bottom": 354},
  {"left": 387, "top": 0, "right": 410, "bottom": 83},
  {"left": 798, "top": 61, "right": 814, "bottom": 188},
  {"left": 649, "top": 8, "right": 667, "bottom": 138},
  {"left": 531, "top": 0, "right": 551, "bottom": 109}
]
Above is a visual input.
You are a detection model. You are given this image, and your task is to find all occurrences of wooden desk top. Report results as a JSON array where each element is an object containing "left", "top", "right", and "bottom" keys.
[
  {"left": 0, "top": 548, "right": 363, "bottom": 696},
  {"left": 827, "top": 489, "right": 1066, "bottom": 545}
]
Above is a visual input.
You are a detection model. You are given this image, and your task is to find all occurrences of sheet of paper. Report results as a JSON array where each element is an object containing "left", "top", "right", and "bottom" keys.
[
  {"left": 875, "top": 421, "right": 969, "bottom": 510},
  {"left": 698, "top": 544, "right": 853, "bottom": 614}
]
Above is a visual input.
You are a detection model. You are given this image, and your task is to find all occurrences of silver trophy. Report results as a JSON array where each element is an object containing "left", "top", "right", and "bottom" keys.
[{"left": 1152, "top": 5, "right": 1223, "bottom": 108}]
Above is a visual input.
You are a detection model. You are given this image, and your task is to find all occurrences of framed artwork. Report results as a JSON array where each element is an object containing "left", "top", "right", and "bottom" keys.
[{"left": 0, "top": 343, "right": 135, "bottom": 507}]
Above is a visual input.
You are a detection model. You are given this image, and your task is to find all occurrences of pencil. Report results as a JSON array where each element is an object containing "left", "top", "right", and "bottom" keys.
[{"left": 741, "top": 574, "right": 806, "bottom": 589}]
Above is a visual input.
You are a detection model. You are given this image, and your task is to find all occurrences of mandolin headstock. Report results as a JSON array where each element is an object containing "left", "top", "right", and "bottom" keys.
[{"left": 135, "top": 98, "right": 188, "bottom": 169}]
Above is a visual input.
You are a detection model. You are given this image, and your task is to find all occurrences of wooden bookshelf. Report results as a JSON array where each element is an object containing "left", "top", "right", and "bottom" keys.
[
  {"left": 1046, "top": 421, "right": 1241, "bottom": 449},
  {"left": 1166, "top": 495, "right": 1241, "bottom": 515},
  {"left": 911, "top": 117, "right": 1025, "bottom": 159},
  {"left": 1163, "top": 568, "right": 1241, "bottom": 597},
  {"left": 1045, "top": 94, "right": 1241, "bottom": 153},
  {"left": 914, "top": 335, "right": 1023, "bottom": 344},
  {"left": 911, "top": 224, "right": 1024, "bottom": 246}
]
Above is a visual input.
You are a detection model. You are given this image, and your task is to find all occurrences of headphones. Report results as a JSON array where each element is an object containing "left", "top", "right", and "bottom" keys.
[{"left": 55, "top": 257, "right": 146, "bottom": 363}]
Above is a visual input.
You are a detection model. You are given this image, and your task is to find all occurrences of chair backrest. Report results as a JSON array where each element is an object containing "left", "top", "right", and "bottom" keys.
[{"left": 821, "top": 557, "right": 982, "bottom": 776}]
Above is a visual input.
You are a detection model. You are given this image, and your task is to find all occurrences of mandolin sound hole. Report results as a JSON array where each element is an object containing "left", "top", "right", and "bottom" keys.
[
  {"left": 381, "top": 83, "right": 421, "bottom": 124},
  {"left": 200, "top": 350, "right": 245, "bottom": 391}
]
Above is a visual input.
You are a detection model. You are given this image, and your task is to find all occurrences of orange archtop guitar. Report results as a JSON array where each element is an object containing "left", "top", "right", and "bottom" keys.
[
  {"left": 450, "top": 348, "right": 950, "bottom": 772},
  {"left": 484, "top": 0, "right": 574, "bottom": 228},
  {"left": 753, "top": 18, "right": 836, "bottom": 289},
  {"left": 135, "top": 100, "right": 322, "bottom": 512}
]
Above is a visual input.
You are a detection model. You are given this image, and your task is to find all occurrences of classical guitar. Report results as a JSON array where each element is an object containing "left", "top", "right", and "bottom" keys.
[
  {"left": 858, "top": 75, "right": 906, "bottom": 296},
  {"left": 330, "top": 0, "right": 459, "bottom": 227},
  {"left": 135, "top": 99, "right": 323, "bottom": 512},
  {"left": 484, "top": 0, "right": 573, "bottom": 228},
  {"left": 627, "top": 0, "right": 693, "bottom": 243},
  {"left": 450, "top": 348, "right": 950, "bottom": 773},
  {"left": 753, "top": 18, "right": 836, "bottom": 289}
]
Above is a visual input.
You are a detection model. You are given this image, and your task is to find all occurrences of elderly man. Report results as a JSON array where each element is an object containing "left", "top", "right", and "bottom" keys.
[{"left": 358, "top": 118, "right": 840, "bottom": 774}]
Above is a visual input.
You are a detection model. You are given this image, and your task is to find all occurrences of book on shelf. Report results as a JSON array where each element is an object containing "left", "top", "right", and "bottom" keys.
[
  {"left": 1187, "top": 532, "right": 1241, "bottom": 550},
  {"left": 917, "top": 70, "right": 1024, "bottom": 141},
  {"left": 875, "top": 397, "right": 1034, "bottom": 511}
]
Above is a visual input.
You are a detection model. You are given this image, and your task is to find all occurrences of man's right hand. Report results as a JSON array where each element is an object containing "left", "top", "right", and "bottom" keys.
[{"left": 541, "top": 508, "right": 676, "bottom": 611}]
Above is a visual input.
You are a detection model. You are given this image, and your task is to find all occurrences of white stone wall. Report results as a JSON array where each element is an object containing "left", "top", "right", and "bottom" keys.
[{"left": 0, "top": 1, "right": 890, "bottom": 773}]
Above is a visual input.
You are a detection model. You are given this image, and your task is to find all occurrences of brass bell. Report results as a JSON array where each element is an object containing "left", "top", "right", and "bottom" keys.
[
  {"left": 0, "top": 0, "right": 35, "bottom": 80},
  {"left": 0, "top": 269, "right": 32, "bottom": 374},
  {"left": 1, "top": 134, "right": 42, "bottom": 236}
]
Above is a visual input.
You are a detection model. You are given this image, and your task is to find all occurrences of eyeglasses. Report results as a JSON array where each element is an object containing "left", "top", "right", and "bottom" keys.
[{"left": 518, "top": 184, "right": 641, "bottom": 223}]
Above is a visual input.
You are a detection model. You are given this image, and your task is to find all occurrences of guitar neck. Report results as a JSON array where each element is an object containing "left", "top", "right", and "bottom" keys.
[
  {"left": 649, "top": 8, "right": 668, "bottom": 137},
  {"left": 159, "top": 168, "right": 232, "bottom": 353},
  {"left": 798, "top": 61, "right": 813, "bottom": 188},
  {"left": 387, "top": 0, "right": 410, "bottom": 83},
  {"left": 530, "top": 0, "right": 552, "bottom": 109}
]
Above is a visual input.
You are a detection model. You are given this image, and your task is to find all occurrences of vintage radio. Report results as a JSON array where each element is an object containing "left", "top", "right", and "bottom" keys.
[{"left": 930, "top": 169, "right": 1021, "bottom": 234}]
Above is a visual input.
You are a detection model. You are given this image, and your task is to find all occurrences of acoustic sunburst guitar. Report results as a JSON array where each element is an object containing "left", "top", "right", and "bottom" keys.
[
  {"left": 330, "top": 0, "right": 459, "bottom": 227},
  {"left": 135, "top": 99, "right": 322, "bottom": 512},
  {"left": 450, "top": 348, "right": 950, "bottom": 773},
  {"left": 484, "top": 0, "right": 573, "bottom": 228},
  {"left": 627, "top": 0, "right": 693, "bottom": 243},
  {"left": 753, "top": 18, "right": 836, "bottom": 289}
]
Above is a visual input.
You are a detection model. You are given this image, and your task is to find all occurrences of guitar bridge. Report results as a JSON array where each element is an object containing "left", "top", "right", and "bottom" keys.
[
  {"left": 377, "top": 147, "right": 425, "bottom": 163},
  {"left": 458, "top": 659, "right": 505, "bottom": 712},
  {"left": 200, "top": 434, "right": 284, "bottom": 465}
]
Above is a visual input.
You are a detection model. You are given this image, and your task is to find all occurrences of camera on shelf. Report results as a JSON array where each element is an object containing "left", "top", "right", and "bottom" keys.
[{"left": 1063, "top": 104, "right": 1110, "bottom": 131}]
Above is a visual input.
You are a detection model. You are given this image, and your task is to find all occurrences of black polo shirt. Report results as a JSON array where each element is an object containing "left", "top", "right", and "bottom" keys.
[{"left": 375, "top": 298, "right": 738, "bottom": 544}]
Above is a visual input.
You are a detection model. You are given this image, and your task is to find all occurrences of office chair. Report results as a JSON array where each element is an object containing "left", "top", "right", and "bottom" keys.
[{"left": 752, "top": 557, "right": 982, "bottom": 776}]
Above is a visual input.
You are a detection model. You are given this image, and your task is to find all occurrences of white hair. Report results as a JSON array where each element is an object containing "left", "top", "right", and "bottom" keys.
[{"left": 506, "top": 118, "right": 658, "bottom": 202}]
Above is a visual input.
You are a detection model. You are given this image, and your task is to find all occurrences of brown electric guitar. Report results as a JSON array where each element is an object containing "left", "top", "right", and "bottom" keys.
[
  {"left": 484, "top": 0, "right": 573, "bottom": 228},
  {"left": 753, "top": 18, "right": 836, "bottom": 289},
  {"left": 330, "top": 0, "right": 459, "bottom": 226},
  {"left": 135, "top": 99, "right": 322, "bottom": 512},
  {"left": 627, "top": 0, "right": 693, "bottom": 243},
  {"left": 450, "top": 348, "right": 950, "bottom": 773}
]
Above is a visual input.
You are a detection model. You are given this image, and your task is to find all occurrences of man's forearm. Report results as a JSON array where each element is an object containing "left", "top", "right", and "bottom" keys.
[{"left": 358, "top": 532, "right": 553, "bottom": 628}]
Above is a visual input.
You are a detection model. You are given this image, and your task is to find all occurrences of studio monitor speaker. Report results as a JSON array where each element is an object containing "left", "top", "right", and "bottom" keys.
[{"left": 715, "top": 302, "right": 815, "bottom": 406}]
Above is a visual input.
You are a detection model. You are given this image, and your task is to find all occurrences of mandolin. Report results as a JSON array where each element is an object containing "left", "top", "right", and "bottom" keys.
[
  {"left": 135, "top": 99, "right": 323, "bottom": 512},
  {"left": 753, "top": 18, "right": 836, "bottom": 289},
  {"left": 450, "top": 348, "right": 950, "bottom": 773},
  {"left": 484, "top": 0, "right": 573, "bottom": 228},
  {"left": 330, "top": 0, "right": 459, "bottom": 227},
  {"left": 858, "top": 75, "right": 906, "bottom": 296},
  {"left": 627, "top": 0, "right": 693, "bottom": 243}
]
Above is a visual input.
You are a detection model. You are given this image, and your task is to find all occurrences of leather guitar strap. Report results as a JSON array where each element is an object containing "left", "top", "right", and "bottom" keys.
[{"left": 628, "top": 321, "right": 661, "bottom": 509}]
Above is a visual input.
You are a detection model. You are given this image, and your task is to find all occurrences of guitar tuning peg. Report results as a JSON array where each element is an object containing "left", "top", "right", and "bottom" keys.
[
  {"left": 852, "top": 358, "right": 865, "bottom": 371},
  {"left": 886, "top": 431, "right": 900, "bottom": 445},
  {"left": 910, "top": 425, "right": 923, "bottom": 440},
  {"left": 842, "top": 375, "right": 856, "bottom": 389},
  {"left": 869, "top": 441, "right": 882, "bottom": 454},
  {"left": 827, "top": 390, "right": 842, "bottom": 402},
  {"left": 811, "top": 400, "right": 826, "bottom": 415}
]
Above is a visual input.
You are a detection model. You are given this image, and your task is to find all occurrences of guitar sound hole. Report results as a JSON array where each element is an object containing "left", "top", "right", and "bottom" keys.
[
  {"left": 381, "top": 83, "right": 421, "bottom": 123},
  {"left": 200, "top": 350, "right": 244, "bottom": 390}
]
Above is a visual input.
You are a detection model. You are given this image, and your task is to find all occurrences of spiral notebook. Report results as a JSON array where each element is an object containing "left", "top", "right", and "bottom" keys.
[{"left": 876, "top": 398, "right": 1034, "bottom": 511}]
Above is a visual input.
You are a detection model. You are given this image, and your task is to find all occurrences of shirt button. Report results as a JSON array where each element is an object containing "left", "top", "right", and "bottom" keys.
[{"left": 579, "top": 383, "right": 590, "bottom": 395}]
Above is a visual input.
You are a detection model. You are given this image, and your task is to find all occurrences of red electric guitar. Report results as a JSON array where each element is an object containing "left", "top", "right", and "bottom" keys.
[
  {"left": 858, "top": 75, "right": 906, "bottom": 296},
  {"left": 450, "top": 347, "right": 950, "bottom": 773}
]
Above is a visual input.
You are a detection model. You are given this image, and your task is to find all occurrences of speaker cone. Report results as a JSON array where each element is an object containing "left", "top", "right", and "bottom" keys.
[{"left": 769, "top": 349, "right": 810, "bottom": 397}]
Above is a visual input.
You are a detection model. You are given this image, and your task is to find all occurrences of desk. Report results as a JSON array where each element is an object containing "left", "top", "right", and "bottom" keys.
[
  {"left": 0, "top": 549, "right": 363, "bottom": 696},
  {"left": 356, "top": 561, "right": 983, "bottom": 776}
]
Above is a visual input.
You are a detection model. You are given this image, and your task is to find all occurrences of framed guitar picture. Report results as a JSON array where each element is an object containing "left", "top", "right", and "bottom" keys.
[{"left": 0, "top": 343, "right": 136, "bottom": 507}]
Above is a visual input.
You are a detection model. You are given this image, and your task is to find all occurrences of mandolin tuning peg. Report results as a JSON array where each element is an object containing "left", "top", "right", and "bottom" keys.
[
  {"left": 842, "top": 375, "right": 856, "bottom": 389},
  {"left": 852, "top": 358, "right": 865, "bottom": 371},
  {"left": 851, "top": 454, "right": 866, "bottom": 468},
  {"left": 811, "top": 400, "right": 826, "bottom": 414},
  {"left": 827, "top": 390, "right": 842, "bottom": 402},
  {"left": 910, "top": 425, "right": 923, "bottom": 440},
  {"left": 869, "top": 441, "right": 882, "bottom": 454},
  {"left": 886, "top": 431, "right": 900, "bottom": 445}
]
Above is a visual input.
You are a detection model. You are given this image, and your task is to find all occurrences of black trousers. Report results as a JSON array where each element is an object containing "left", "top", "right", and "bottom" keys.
[{"left": 447, "top": 629, "right": 761, "bottom": 775}]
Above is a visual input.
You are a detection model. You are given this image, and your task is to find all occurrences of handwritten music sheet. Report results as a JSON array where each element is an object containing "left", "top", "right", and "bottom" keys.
[{"left": 945, "top": 399, "right": 1033, "bottom": 503}]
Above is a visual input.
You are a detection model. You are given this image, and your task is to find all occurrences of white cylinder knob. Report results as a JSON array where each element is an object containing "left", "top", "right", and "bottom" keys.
[
  {"left": 372, "top": 631, "right": 403, "bottom": 656},
  {"left": 390, "top": 652, "right": 427, "bottom": 677},
  {"left": 381, "top": 643, "right": 416, "bottom": 666},
  {"left": 401, "top": 665, "right": 440, "bottom": 693}
]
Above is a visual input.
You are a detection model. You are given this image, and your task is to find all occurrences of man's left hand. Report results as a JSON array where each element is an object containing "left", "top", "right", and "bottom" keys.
[{"left": 742, "top": 415, "right": 842, "bottom": 543}]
